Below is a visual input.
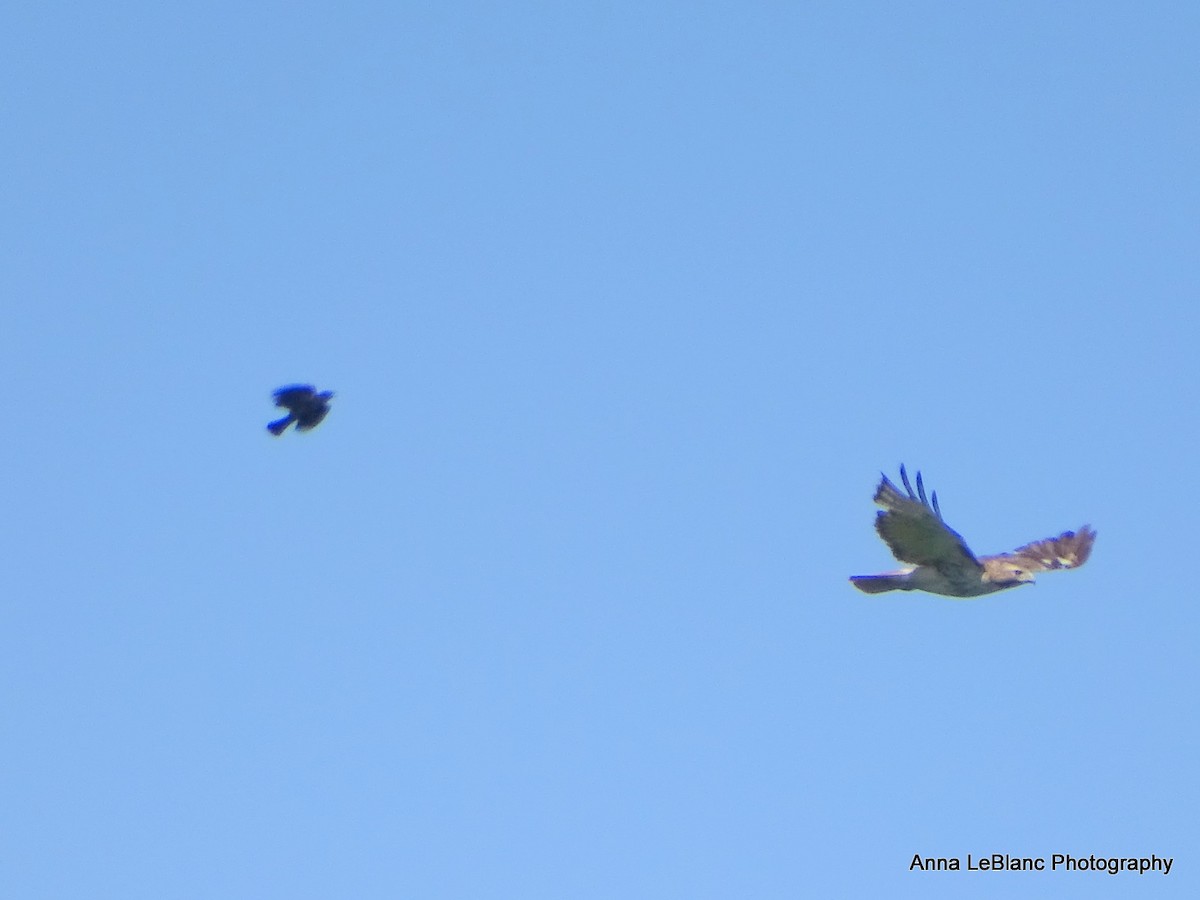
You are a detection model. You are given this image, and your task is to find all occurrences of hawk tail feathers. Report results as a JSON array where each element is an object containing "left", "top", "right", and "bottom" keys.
[{"left": 849, "top": 574, "right": 911, "bottom": 594}]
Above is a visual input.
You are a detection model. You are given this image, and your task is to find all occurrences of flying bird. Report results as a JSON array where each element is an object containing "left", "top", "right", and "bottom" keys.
[
  {"left": 267, "top": 384, "right": 334, "bottom": 436},
  {"left": 850, "top": 465, "right": 1094, "bottom": 597}
]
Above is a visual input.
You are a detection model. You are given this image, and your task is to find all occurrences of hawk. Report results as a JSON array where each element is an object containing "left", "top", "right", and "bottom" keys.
[
  {"left": 267, "top": 384, "right": 334, "bottom": 436},
  {"left": 850, "top": 465, "right": 1095, "bottom": 597}
]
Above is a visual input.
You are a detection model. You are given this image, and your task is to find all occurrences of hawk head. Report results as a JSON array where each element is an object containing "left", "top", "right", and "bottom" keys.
[{"left": 981, "top": 558, "right": 1036, "bottom": 588}]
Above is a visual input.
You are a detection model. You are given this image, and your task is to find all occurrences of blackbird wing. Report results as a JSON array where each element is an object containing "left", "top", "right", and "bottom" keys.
[{"left": 273, "top": 384, "right": 317, "bottom": 410}]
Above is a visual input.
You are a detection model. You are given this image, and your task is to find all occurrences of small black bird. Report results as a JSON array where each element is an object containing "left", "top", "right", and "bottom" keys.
[{"left": 267, "top": 384, "right": 334, "bottom": 435}]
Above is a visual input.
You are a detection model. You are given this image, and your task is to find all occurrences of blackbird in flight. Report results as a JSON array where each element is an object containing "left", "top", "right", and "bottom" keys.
[{"left": 267, "top": 385, "right": 334, "bottom": 435}]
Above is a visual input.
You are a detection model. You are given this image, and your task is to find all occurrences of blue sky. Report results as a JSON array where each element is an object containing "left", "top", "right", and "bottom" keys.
[{"left": 2, "top": 2, "right": 1196, "bottom": 897}]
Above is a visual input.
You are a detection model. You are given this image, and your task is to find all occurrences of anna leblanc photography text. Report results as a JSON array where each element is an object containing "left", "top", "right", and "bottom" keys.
[{"left": 909, "top": 853, "right": 1173, "bottom": 875}]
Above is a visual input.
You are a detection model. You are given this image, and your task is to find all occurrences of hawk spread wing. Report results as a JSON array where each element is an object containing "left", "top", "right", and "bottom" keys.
[
  {"left": 983, "top": 527, "right": 1096, "bottom": 576},
  {"left": 872, "top": 467, "right": 979, "bottom": 569},
  {"left": 851, "top": 466, "right": 1095, "bottom": 598}
]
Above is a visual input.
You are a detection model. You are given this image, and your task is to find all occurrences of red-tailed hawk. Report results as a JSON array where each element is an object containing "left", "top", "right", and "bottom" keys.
[
  {"left": 850, "top": 465, "right": 1095, "bottom": 597},
  {"left": 267, "top": 384, "right": 334, "bottom": 436}
]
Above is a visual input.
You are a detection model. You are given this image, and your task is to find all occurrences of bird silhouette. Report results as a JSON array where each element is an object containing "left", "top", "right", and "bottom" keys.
[{"left": 267, "top": 384, "right": 334, "bottom": 435}]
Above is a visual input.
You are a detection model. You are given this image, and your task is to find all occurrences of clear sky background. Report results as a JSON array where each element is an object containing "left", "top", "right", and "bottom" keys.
[{"left": 2, "top": 2, "right": 1196, "bottom": 897}]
